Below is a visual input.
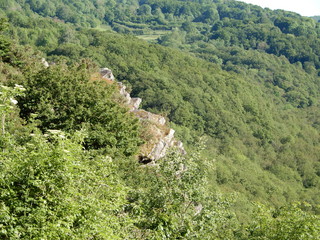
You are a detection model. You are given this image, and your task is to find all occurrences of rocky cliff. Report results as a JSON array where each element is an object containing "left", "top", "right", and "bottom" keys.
[{"left": 100, "top": 68, "right": 186, "bottom": 163}]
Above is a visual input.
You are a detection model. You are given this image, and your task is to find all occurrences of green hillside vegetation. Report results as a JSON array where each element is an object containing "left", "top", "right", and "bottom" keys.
[
  {"left": 2, "top": 0, "right": 319, "bottom": 73},
  {"left": 1, "top": 31, "right": 319, "bottom": 239},
  {"left": 4, "top": 15, "right": 319, "bottom": 210},
  {"left": 0, "top": 0, "right": 320, "bottom": 238}
]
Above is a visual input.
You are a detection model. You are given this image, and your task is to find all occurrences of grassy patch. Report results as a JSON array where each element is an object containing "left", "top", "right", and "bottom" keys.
[
  {"left": 136, "top": 30, "right": 169, "bottom": 42},
  {"left": 94, "top": 24, "right": 112, "bottom": 31}
]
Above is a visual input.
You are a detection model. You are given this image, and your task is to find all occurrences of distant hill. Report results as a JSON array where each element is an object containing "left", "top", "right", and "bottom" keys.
[{"left": 2, "top": 0, "right": 320, "bottom": 73}]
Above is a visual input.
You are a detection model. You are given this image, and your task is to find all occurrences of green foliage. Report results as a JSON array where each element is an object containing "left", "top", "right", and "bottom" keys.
[
  {"left": 0, "top": 84, "right": 25, "bottom": 135},
  {"left": 0, "top": 130, "right": 132, "bottom": 239},
  {"left": 0, "top": 1, "right": 320, "bottom": 238},
  {"left": 241, "top": 203, "right": 320, "bottom": 240},
  {"left": 0, "top": 18, "right": 17, "bottom": 65},
  {"left": 7, "top": 13, "right": 318, "bottom": 214},
  {"left": 125, "top": 145, "right": 239, "bottom": 239},
  {"left": 18, "top": 62, "right": 141, "bottom": 156},
  {"left": 0, "top": 83, "right": 133, "bottom": 238},
  {"left": 3, "top": 0, "right": 320, "bottom": 72}
]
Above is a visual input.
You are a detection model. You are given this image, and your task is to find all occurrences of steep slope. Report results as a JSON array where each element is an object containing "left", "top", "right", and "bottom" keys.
[
  {"left": 99, "top": 67, "right": 186, "bottom": 162},
  {"left": 1, "top": 8, "right": 320, "bottom": 238},
  {"left": 1, "top": 0, "right": 320, "bottom": 217},
  {"left": 0, "top": 27, "right": 246, "bottom": 239}
]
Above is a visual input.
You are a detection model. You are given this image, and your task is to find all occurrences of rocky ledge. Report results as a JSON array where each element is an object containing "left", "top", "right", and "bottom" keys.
[{"left": 100, "top": 68, "right": 186, "bottom": 162}]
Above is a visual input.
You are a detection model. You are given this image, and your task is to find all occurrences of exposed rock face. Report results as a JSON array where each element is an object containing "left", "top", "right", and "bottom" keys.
[
  {"left": 117, "top": 82, "right": 131, "bottom": 103},
  {"left": 117, "top": 82, "right": 142, "bottom": 111},
  {"left": 100, "top": 68, "right": 115, "bottom": 80},
  {"left": 100, "top": 68, "right": 186, "bottom": 162},
  {"left": 134, "top": 110, "right": 166, "bottom": 126},
  {"left": 148, "top": 129, "right": 175, "bottom": 160},
  {"left": 41, "top": 58, "right": 49, "bottom": 68},
  {"left": 130, "top": 98, "right": 142, "bottom": 111}
]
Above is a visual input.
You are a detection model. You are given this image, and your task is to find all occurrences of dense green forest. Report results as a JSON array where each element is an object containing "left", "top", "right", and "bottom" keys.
[
  {"left": 2, "top": 0, "right": 319, "bottom": 72},
  {"left": 1, "top": 0, "right": 320, "bottom": 238}
]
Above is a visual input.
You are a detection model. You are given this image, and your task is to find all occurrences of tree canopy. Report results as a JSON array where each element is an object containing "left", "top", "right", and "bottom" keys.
[{"left": 0, "top": 1, "right": 320, "bottom": 238}]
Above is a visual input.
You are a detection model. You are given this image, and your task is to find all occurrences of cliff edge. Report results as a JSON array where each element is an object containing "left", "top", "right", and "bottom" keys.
[{"left": 100, "top": 68, "right": 186, "bottom": 163}]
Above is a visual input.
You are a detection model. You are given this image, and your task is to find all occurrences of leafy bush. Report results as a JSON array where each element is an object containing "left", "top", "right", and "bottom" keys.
[{"left": 18, "top": 62, "right": 141, "bottom": 156}]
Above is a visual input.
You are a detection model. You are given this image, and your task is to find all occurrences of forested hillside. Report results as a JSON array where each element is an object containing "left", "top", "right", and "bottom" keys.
[
  {"left": 1, "top": 0, "right": 320, "bottom": 238},
  {"left": 2, "top": 0, "right": 320, "bottom": 72}
]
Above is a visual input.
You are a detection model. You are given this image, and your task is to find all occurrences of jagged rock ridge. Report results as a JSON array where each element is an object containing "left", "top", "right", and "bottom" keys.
[{"left": 100, "top": 68, "right": 186, "bottom": 162}]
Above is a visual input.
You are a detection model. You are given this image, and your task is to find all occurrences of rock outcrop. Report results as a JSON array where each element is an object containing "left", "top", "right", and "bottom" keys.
[
  {"left": 134, "top": 109, "right": 166, "bottom": 126},
  {"left": 41, "top": 58, "right": 49, "bottom": 68},
  {"left": 100, "top": 68, "right": 115, "bottom": 80},
  {"left": 117, "top": 82, "right": 142, "bottom": 111},
  {"left": 100, "top": 68, "right": 186, "bottom": 162}
]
